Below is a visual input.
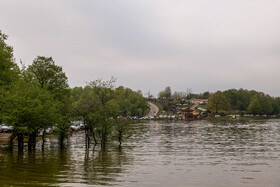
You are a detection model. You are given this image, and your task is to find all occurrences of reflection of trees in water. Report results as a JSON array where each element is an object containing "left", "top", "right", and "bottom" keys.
[
  {"left": 0, "top": 144, "right": 133, "bottom": 186},
  {"left": 82, "top": 146, "right": 132, "bottom": 185},
  {"left": 0, "top": 149, "right": 71, "bottom": 186}
]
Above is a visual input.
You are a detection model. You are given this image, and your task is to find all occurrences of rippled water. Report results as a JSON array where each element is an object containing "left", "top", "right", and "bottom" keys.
[{"left": 1, "top": 119, "right": 280, "bottom": 186}]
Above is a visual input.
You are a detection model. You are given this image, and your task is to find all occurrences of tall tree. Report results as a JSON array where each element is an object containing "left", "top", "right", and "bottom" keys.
[{"left": 26, "top": 56, "right": 71, "bottom": 147}]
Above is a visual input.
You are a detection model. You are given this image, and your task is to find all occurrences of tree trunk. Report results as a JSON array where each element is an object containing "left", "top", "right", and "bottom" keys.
[
  {"left": 98, "top": 131, "right": 103, "bottom": 147},
  {"left": 28, "top": 132, "right": 37, "bottom": 151},
  {"left": 41, "top": 130, "right": 46, "bottom": 150},
  {"left": 118, "top": 131, "right": 122, "bottom": 145},
  {"left": 18, "top": 134, "right": 24, "bottom": 152},
  {"left": 8, "top": 133, "right": 16, "bottom": 150},
  {"left": 85, "top": 128, "right": 90, "bottom": 149},
  {"left": 90, "top": 126, "right": 97, "bottom": 145}
]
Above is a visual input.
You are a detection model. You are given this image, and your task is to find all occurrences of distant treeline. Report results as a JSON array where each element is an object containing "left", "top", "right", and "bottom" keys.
[
  {"left": 215, "top": 89, "right": 280, "bottom": 115},
  {"left": 155, "top": 86, "right": 280, "bottom": 115},
  {"left": 0, "top": 30, "right": 148, "bottom": 151}
]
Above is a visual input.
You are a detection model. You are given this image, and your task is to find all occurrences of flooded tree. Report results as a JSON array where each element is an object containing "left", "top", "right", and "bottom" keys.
[
  {"left": 72, "top": 79, "right": 148, "bottom": 148},
  {"left": 1, "top": 80, "right": 59, "bottom": 151},
  {"left": 73, "top": 86, "right": 101, "bottom": 147},
  {"left": 25, "top": 56, "right": 71, "bottom": 148}
]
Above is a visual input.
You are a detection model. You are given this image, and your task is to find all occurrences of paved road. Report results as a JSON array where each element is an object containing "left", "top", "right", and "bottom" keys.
[
  {"left": 148, "top": 102, "right": 159, "bottom": 116},
  {"left": 191, "top": 101, "right": 200, "bottom": 115}
]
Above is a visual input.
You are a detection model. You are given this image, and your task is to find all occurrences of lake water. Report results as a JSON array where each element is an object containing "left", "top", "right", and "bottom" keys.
[{"left": 0, "top": 119, "right": 280, "bottom": 187}]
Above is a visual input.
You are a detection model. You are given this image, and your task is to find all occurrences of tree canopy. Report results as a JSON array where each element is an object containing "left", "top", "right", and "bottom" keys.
[{"left": 26, "top": 56, "right": 68, "bottom": 92}]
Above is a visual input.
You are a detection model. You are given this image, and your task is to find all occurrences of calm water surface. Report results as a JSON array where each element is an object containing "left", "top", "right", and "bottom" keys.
[{"left": 0, "top": 119, "right": 280, "bottom": 186}]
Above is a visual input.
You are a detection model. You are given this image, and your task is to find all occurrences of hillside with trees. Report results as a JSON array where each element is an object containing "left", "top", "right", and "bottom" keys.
[{"left": 153, "top": 86, "right": 280, "bottom": 116}]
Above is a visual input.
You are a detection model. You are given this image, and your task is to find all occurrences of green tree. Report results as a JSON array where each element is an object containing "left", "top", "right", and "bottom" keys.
[
  {"left": 0, "top": 31, "right": 19, "bottom": 124},
  {"left": 158, "top": 86, "right": 172, "bottom": 99},
  {"left": 73, "top": 86, "right": 101, "bottom": 146},
  {"left": 88, "top": 78, "right": 116, "bottom": 147},
  {"left": 0, "top": 31, "right": 19, "bottom": 87},
  {"left": 26, "top": 56, "right": 71, "bottom": 147},
  {"left": 271, "top": 100, "right": 280, "bottom": 114},
  {"left": 223, "top": 89, "right": 238, "bottom": 110},
  {"left": 258, "top": 93, "right": 273, "bottom": 114},
  {"left": 201, "top": 91, "right": 210, "bottom": 99},
  {"left": 112, "top": 86, "right": 148, "bottom": 145},
  {"left": 1, "top": 80, "right": 59, "bottom": 151},
  {"left": 248, "top": 95, "right": 262, "bottom": 114},
  {"left": 27, "top": 56, "right": 68, "bottom": 91},
  {"left": 236, "top": 89, "right": 254, "bottom": 111},
  {"left": 207, "top": 91, "right": 230, "bottom": 113},
  {"left": 71, "top": 86, "right": 84, "bottom": 102}
]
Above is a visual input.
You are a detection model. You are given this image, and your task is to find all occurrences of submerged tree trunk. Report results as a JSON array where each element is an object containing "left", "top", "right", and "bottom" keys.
[
  {"left": 85, "top": 127, "right": 90, "bottom": 149},
  {"left": 8, "top": 133, "right": 16, "bottom": 150},
  {"left": 118, "top": 130, "right": 122, "bottom": 145},
  {"left": 101, "top": 131, "right": 107, "bottom": 148},
  {"left": 98, "top": 131, "right": 103, "bottom": 147},
  {"left": 59, "top": 129, "right": 67, "bottom": 149},
  {"left": 28, "top": 132, "right": 37, "bottom": 151},
  {"left": 41, "top": 130, "right": 46, "bottom": 150},
  {"left": 90, "top": 126, "right": 97, "bottom": 145},
  {"left": 18, "top": 134, "right": 24, "bottom": 151}
]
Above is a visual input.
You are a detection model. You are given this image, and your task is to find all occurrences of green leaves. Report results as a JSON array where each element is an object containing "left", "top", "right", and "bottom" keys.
[
  {"left": 248, "top": 95, "right": 262, "bottom": 114},
  {"left": 26, "top": 56, "right": 68, "bottom": 93},
  {"left": 0, "top": 31, "right": 19, "bottom": 88},
  {"left": 1, "top": 80, "right": 59, "bottom": 134}
]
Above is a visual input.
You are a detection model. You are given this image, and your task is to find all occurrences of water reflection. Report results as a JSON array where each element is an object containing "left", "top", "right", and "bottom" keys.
[{"left": 0, "top": 120, "right": 280, "bottom": 186}]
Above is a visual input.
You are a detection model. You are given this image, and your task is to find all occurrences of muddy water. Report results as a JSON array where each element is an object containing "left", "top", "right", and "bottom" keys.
[{"left": 0, "top": 119, "right": 280, "bottom": 186}]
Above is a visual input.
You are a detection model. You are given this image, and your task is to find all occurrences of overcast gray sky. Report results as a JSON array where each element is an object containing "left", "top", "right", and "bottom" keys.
[{"left": 1, "top": 0, "right": 280, "bottom": 96}]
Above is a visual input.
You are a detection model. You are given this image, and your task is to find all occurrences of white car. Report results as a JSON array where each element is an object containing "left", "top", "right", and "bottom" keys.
[
  {"left": 79, "top": 123, "right": 85, "bottom": 129},
  {"left": 70, "top": 124, "right": 80, "bottom": 131},
  {"left": 1, "top": 125, "right": 13, "bottom": 133}
]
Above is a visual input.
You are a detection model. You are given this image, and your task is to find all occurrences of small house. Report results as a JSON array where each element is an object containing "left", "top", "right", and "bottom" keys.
[{"left": 181, "top": 108, "right": 197, "bottom": 120}]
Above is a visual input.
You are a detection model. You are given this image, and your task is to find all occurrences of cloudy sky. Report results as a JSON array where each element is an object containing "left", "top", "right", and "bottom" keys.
[{"left": 1, "top": 0, "right": 280, "bottom": 96}]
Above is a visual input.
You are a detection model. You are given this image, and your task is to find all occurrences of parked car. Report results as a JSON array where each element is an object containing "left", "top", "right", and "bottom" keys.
[
  {"left": 70, "top": 124, "right": 80, "bottom": 131},
  {"left": 1, "top": 125, "right": 13, "bottom": 133},
  {"left": 79, "top": 123, "right": 85, "bottom": 129}
]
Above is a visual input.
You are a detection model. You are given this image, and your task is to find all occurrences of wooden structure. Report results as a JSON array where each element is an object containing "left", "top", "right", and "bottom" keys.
[{"left": 181, "top": 108, "right": 197, "bottom": 120}]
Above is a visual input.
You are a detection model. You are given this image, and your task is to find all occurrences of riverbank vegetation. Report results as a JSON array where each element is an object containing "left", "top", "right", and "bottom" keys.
[{"left": 0, "top": 30, "right": 148, "bottom": 151}]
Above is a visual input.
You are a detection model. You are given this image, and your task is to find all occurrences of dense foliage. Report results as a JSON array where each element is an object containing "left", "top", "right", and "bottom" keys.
[{"left": 207, "top": 89, "right": 280, "bottom": 115}]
